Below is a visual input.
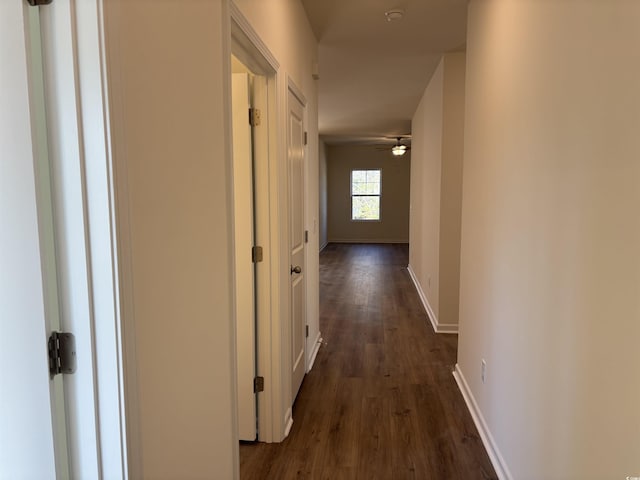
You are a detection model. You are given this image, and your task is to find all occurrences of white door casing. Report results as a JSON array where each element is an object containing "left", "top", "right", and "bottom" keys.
[
  {"left": 39, "top": 4, "right": 101, "bottom": 476},
  {"left": 288, "top": 87, "right": 306, "bottom": 403},
  {"left": 232, "top": 3, "right": 318, "bottom": 442},
  {"left": 231, "top": 2, "right": 288, "bottom": 442},
  {"left": 232, "top": 72, "right": 257, "bottom": 441}
]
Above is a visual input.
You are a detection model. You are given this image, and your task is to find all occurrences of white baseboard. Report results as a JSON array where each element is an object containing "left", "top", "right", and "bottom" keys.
[
  {"left": 327, "top": 238, "right": 409, "bottom": 244},
  {"left": 406, "top": 264, "right": 458, "bottom": 334},
  {"left": 306, "top": 331, "right": 322, "bottom": 373},
  {"left": 453, "top": 364, "right": 512, "bottom": 480},
  {"left": 434, "top": 322, "right": 458, "bottom": 334},
  {"left": 284, "top": 408, "right": 293, "bottom": 438}
]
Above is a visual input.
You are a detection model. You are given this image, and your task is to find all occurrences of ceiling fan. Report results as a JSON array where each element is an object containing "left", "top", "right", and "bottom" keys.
[{"left": 375, "top": 136, "right": 411, "bottom": 156}]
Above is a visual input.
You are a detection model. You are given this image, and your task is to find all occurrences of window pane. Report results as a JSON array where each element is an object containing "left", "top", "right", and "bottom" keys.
[
  {"left": 364, "top": 182, "right": 379, "bottom": 194},
  {"left": 352, "top": 170, "right": 380, "bottom": 192},
  {"left": 352, "top": 196, "right": 380, "bottom": 220},
  {"left": 352, "top": 182, "right": 367, "bottom": 194},
  {"left": 367, "top": 170, "right": 380, "bottom": 183},
  {"left": 351, "top": 170, "right": 366, "bottom": 184}
]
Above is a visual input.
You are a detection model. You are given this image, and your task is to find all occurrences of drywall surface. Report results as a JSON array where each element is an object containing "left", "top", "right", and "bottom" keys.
[
  {"left": 458, "top": 1, "right": 640, "bottom": 478},
  {"left": 103, "top": 1, "right": 237, "bottom": 478},
  {"left": 326, "top": 145, "right": 410, "bottom": 243},
  {"left": 319, "top": 140, "right": 328, "bottom": 249},
  {"left": 410, "top": 59, "right": 444, "bottom": 320},
  {"left": 438, "top": 53, "right": 466, "bottom": 329},
  {"left": 409, "top": 53, "right": 465, "bottom": 330}
]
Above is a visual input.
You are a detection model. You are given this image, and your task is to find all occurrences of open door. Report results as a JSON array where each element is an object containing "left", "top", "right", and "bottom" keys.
[
  {"left": 232, "top": 71, "right": 257, "bottom": 441},
  {"left": 288, "top": 87, "right": 306, "bottom": 402},
  {"left": 0, "top": 3, "right": 68, "bottom": 477}
]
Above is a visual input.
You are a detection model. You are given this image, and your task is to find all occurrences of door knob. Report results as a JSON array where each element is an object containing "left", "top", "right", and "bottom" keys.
[{"left": 291, "top": 265, "right": 302, "bottom": 274}]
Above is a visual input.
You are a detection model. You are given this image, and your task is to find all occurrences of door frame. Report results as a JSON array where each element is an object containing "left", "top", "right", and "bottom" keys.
[
  {"left": 230, "top": 3, "right": 288, "bottom": 443},
  {"left": 35, "top": 1, "right": 129, "bottom": 477}
]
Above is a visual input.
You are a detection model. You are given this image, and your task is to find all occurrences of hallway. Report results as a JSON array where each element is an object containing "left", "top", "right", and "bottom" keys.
[{"left": 240, "top": 243, "right": 496, "bottom": 479}]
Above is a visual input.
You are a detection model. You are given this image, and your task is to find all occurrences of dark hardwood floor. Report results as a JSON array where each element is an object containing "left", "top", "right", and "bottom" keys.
[{"left": 240, "top": 243, "right": 497, "bottom": 479}]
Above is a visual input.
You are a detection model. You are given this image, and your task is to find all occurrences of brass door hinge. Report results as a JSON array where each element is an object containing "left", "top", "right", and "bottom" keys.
[
  {"left": 48, "top": 332, "right": 76, "bottom": 377},
  {"left": 252, "top": 246, "right": 263, "bottom": 263},
  {"left": 254, "top": 376, "right": 264, "bottom": 393},
  {"left": 249, "top": 108, "right": 261, "bottom": 127}
]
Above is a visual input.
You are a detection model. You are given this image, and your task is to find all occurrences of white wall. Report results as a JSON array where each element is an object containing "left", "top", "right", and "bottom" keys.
[
  {"left": 410, "top": 61, "right": 443, "bottom": 323},
  {"left": 326, "top": 144, "right": 411, "bottom": 243},
  {"left": 103, "top": 2, "right": 237, "bottom": 478},
  {"left": 458, "top": 1, "right": 640, "bottom": 478},
  {"left": 319, "top": 140, "right": 328, "bottom": 249},
  {"left": 439, "top": 54, "right": 466, "bottom": 331},
  {"left": 409, "top": 53, "right": 465, "bottom": 332}
]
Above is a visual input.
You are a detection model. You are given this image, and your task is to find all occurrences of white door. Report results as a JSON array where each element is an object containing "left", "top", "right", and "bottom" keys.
[
  {"left": 232, "top": 73, "right": 257, "bottom": 440},
  {"left": 288, "top": 89, "right": 306, "bottom": 402},
  {"left": 0, "top": 3, "right": 68, "bottom": 478}
]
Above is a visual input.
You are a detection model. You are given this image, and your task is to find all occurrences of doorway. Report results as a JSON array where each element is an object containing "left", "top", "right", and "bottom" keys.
[
  {"left": 230, "top": 11, "right": 282, "bottom": 442},
  {"left": 231, "top": 3, "right": 322, "bottom": 445}
]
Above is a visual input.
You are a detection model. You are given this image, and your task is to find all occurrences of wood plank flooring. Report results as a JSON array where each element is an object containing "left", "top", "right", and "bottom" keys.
[{"left": 240, "top": 243, "right": 497, "bottom": 479}]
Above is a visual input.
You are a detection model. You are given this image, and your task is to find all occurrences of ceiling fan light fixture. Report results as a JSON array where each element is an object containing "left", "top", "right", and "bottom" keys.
[
  {"left": 391, "top": 145, "right": 407, "bottom": 156},
  {"left": 385, "top": 9, "right": 404, "bottom": 22}
]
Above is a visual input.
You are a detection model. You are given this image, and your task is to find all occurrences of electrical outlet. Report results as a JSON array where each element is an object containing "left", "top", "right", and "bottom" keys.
[{"left": 481, "top": 359, "right": 487, "bottom": 384}]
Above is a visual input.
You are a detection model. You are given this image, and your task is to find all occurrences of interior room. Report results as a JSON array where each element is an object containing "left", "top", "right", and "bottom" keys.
[{"left": 3, "top": 1, "right": 639, "bottom": 479}]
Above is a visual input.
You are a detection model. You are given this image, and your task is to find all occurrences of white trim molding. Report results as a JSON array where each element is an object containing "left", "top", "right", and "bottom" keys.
[
  {"left": 306, "top": 331, "right": 322, "bottom": 372},
  {"left": 39, "top": 2, "right": 131, "bottom": 477},
  {"left": 284, "top": 408, "right": 294, "bottom": 438},
  {"left": 406, "top": 265, "right": 458, "bottom": 334},
  {"left": 230, "top": 2, "right": 279, "bottom": 72},
  {"left": 453, "top": 364, "right": 512, "bottom": 480},
  {"left": 287, "top": 76, "right": 307, "bottom": 107},
  {"left": 230, "top": 0, "right": 290, "bottom": 445}
]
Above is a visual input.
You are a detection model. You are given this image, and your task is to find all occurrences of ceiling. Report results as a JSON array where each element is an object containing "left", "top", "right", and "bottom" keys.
[{"left": 300, "top": 0, "right": 468, "bottom": 146}]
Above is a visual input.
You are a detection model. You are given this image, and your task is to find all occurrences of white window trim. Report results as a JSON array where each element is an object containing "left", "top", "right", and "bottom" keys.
[{"left": 350, "top": 168, "right": 382, "bottom": 222}]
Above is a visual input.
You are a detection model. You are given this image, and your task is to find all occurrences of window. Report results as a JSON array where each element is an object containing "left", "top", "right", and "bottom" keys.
[{"left": 351, "top": 169, "right": 381, "bottom": 221}]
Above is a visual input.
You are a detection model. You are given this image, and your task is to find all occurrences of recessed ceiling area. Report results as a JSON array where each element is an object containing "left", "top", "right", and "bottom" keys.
[{"left": 301, "top": 0, "right": 467, "bottom": 146}]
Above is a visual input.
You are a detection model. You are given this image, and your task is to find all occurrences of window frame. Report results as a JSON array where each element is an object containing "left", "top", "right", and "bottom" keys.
[{"left": 350, "top": 168, "right": 382, "bottom": 222}]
